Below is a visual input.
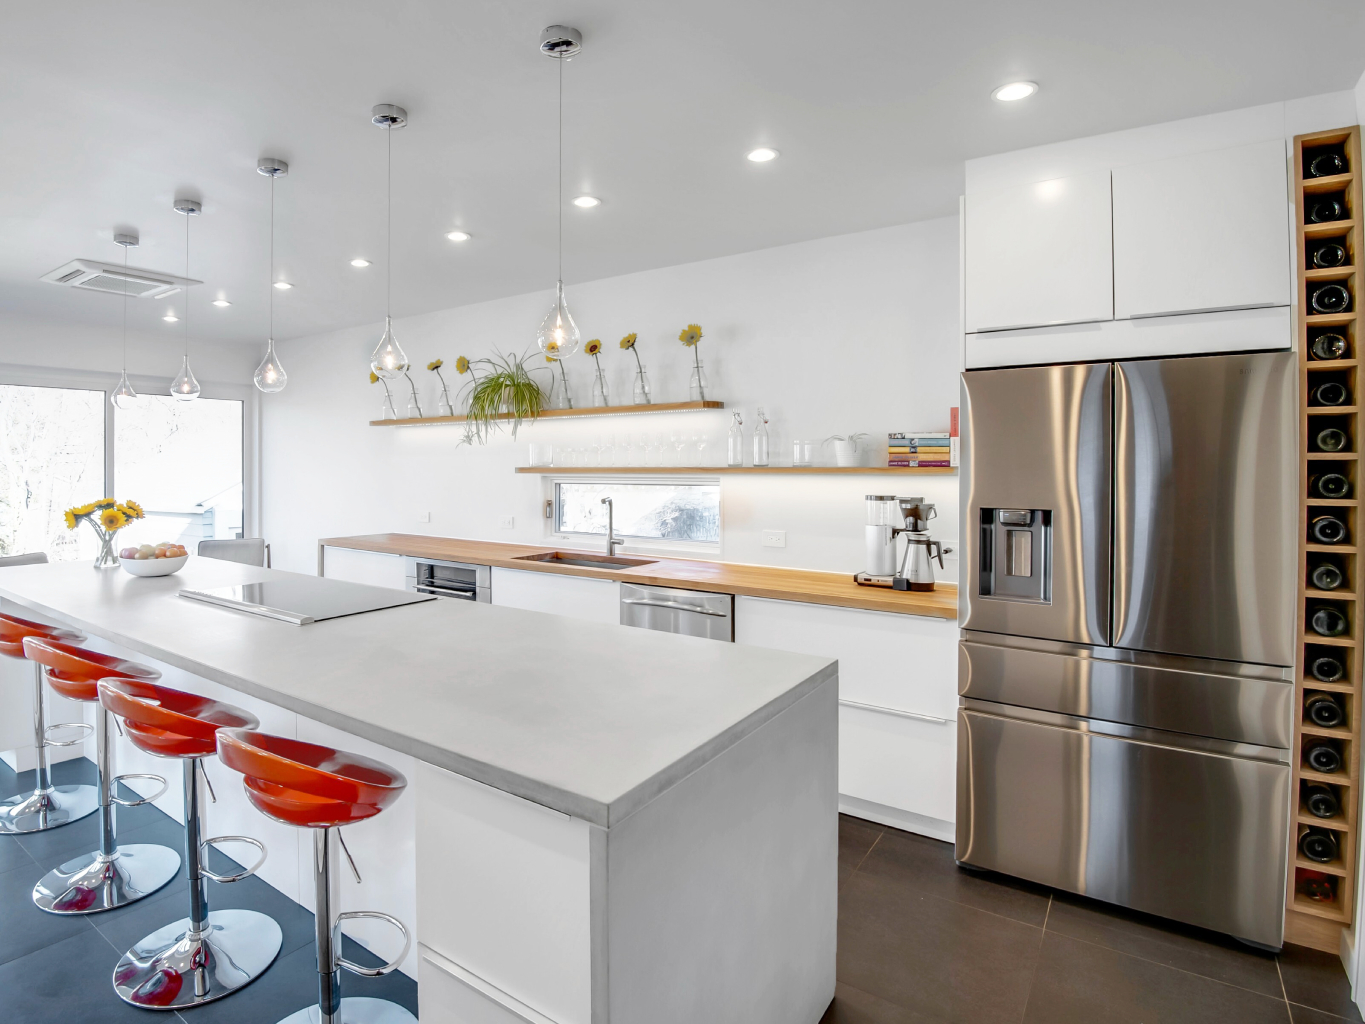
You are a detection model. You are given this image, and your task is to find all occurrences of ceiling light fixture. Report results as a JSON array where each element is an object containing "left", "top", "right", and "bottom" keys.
[
  {"left": 992, "top": 81, "right": 1038, "bottom": 102},
  {"left": 369, "top": 103, "right": 409, "bottom": 379},
  {"left": 445, "top": 231, "right": 471, "bottom": 242},
  {"left": 747, "top": 147, "right": 778, "bottom": 162},
  {"left": 536, "top": 25, "right": 584, "bottom": 359},
  {"left": 170, "top": 198, "right": 202, "bottom": 401},
  {"left": 571, "top": 196, "right": 599, "bottom": 209},
  {"left": 111, "top": 231, "right": 139, "bottom": 409},
  {"left": 163, "top": 314, "right": 178, "bottom": 322},
  {"left": 212, "top": 299, "right": 230, "bottom": 307},
  {"left": 254, "top": 158, "right": 289, "bottom": 393},
  {"left": 350, "top": 258, "right": 370, "bottom": 267},
  {"left": 273, "top": 280, "right": 292, "bottom": 290}
]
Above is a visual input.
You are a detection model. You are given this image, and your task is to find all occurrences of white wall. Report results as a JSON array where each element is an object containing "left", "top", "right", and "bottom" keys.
[{"left": 261, "top": 216, "right": 962, "bottom": 577}]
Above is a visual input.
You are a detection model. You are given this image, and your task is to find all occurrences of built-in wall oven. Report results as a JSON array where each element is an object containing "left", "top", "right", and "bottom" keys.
[{"left": 403, "top": 557, "right": 491, "bottom": 603}]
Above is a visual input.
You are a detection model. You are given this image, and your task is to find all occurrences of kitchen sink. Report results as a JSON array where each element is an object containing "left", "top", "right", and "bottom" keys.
[{"left": 514, "top": 551, "right": 656, "bottom": 570}]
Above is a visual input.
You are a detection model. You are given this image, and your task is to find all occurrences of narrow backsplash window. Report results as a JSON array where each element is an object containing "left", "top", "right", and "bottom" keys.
[{"left": 556, "top": 482, "right": 720, "bottom": 544}]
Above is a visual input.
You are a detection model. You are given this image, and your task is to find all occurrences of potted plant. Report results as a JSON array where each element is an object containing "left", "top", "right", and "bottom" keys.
[
  {"left": 455, "top": 350, "right": 548, "bottom": 444},
  {"left": 824, "top": 433, "right": 869, "bottom": 467}
]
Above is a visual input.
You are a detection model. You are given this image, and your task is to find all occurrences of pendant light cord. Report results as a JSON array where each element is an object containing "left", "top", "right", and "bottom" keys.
[
  {"left": 121, "top": 242, "right": 129, "bottom": 370},
  {"left": 269, "top": 173, "right": 275, "bottom": 340},
  {"left": 183, "top": 212, "right": 190, "bottom": 358},
  {"left": 387, "top": 124, "right": 392, "bottom": 319},
  {"left": 557, "top": 56, "right": 563, "bottom": 287}
]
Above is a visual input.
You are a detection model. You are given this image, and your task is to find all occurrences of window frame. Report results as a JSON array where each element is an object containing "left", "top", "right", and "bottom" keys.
[
  {"left": 547, "top": 474, "right": 723, "bottom": 557},
  {"left": 0, "top": 362, "right": 260, "bottom": 540}
]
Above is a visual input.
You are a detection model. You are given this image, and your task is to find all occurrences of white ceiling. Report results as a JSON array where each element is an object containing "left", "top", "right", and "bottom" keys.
[{"left": 2, "top": 0, "right": 1363, "bottom": 346}]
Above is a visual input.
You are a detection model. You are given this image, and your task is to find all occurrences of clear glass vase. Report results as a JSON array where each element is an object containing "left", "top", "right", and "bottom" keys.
[
  {"left": 380, "top": 395, "right": 397, "bottom": 420},
  {"left": 632, "top": 368, "right": 652, "bottom": 405},
  {"left": 552, "top": 371, "right": 572, "bottom": 410},
  {"left": 689, "top": 361, "right": 709, "bottom": 402},
  {"left": 591, "top": 371, "right": 609, "bottom": 408},
  {"left": 92, "top": 528, "right": 119, "bottom": 569},
  {"left": 437, "top": 387, "right": 455, "bottom": 417}
]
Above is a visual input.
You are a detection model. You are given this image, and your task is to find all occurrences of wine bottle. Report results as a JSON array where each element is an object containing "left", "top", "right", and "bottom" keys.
[
  {"left": 1311, "top": 560, "right": 1345, "bottom": 591},
  {"left": 1311, "top": 283, "right": 1352, "bottom": 315},
  {"left": 1310, "top": 474, "right": 1351, "bottom": 499},
  {"left": 1309, "top": 152, "right": 1347, "bottom": 178},
  {"left": 1306, "top": 740, "right": 1343, "bottom": 773},
  {"left": 1311, "top": 605, "right": 1349, "bottom": 637},
  {"left": 1314, "top": 427, "right": 1349, "bottom": 452},
  {"left": 1311, "top": 514, "right": 1349, "bottom": 543},
  {"left": 1301, "top": 828, "right": 1340, "bottom": 864},
  {"left": 1311, "top": 654, "right": 1345, "bottom": 683},
  {"left": 1311, "top": 242, "right": 1348, "bottom": 269},
  {"left": 1310, "top": 381, "right": 1349, "bottom": 406},
  {"left": 1311, "top": 333, "right": 1348, "bottom": 360},
  {"left": 1306, "top": 783, "right": 1340, "bottom": 819},
  {"left": 1307, "top": 693, "right": 1346, "bottom": 728},
  {"left": 1310, "top": 197, "right": 1348, "bottom": 223}
]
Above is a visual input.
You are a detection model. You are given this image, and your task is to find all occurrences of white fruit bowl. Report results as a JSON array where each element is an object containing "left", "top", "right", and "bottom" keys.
[{"left": 120, "top": 554, "right": 188, "bottom": 577}]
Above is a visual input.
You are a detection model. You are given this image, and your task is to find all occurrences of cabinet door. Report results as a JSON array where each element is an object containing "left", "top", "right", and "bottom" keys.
[
  {"left": 1112, "top": 139, "right": 1290, "bottom": 319},
  {"left": 319, "top": 545, "right": 407, "bottom": 589},
  {"left": 489, "top": 567, "right": 619, "bottom": 625},
  {"left": 965, "top": 169, "right": 1114, "bottom": 333}
]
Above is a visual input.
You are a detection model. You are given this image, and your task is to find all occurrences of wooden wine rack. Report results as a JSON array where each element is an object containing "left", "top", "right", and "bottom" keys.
[{"left": 1287, "top": 125, "right": 1364, "bottom": 951}]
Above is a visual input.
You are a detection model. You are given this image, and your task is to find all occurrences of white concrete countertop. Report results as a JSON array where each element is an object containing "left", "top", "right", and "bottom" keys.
[{"left": 0, "top": 557, "right": 835, "bottom": 827}]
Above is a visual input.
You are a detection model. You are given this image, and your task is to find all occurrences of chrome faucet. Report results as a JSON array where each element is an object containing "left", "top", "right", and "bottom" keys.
[{"left": 601, "top": 497, "right": 624, "bottom": 556}]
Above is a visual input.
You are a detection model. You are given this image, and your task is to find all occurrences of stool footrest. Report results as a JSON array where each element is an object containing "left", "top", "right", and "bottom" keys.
[
  {"left": 111, "top": 773, "right": 169, "bottom": 807},
  {"left": 200, "top": 835, "right": 267, "bottom": 883},
  {"left": 335, "top": 910, "right": 411, "bottom": 977},
  {"left": 43, "top": 722, "right": 93, "bottom": 748}
]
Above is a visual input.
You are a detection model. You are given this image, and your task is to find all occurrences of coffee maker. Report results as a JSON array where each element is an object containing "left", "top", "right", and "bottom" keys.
[
  {"left": 895, "top": 498, "right": 950, "bottom": 592},
  {"left": 855, "top": 495, "right": 951, "bottom": 592}
]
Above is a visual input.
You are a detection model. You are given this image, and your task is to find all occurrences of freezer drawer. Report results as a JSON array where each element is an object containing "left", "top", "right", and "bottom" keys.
[
  {"left": 1113, "top": 352, "right": 1297, "bottom": 666},
  {"left": 956, "top": 705, "right": 1289, "bottom": 947},
  {"left": 958, "top": 633, "right": 1294, "bottom": 748}
]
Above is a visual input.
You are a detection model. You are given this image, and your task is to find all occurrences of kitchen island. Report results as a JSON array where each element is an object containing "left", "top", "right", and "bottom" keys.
[{"left": 0, "top": 557, "right": 837, "bottom": 1024}]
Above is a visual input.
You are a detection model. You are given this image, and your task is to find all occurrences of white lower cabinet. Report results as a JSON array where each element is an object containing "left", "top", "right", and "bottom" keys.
[
  {"left": 490, "top": 567, "right": 619, "bottom": 625},
  {"left": 318, "top": 545, "right": 407, "bottom": 589},
  {"left": 734, "top": 596, "right": 958, "bottom": 837}
]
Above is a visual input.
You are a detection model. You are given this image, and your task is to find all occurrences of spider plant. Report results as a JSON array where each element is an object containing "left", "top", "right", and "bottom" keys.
[{"left": 457, "top": 349, "right": 548, "bottom": 445}]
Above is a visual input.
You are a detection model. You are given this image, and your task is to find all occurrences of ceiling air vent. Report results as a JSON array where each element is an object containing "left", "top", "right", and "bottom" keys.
[{"left": 40, "top": 259, "right": 201, "bottom": 298}]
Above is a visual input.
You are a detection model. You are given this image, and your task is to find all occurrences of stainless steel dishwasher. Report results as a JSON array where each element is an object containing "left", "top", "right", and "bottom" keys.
[{"left": 620, "top": 583, "right": 734, "bottom": 641}]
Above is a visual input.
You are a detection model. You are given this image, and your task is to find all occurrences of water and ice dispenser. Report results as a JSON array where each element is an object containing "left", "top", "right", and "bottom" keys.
[{"left": 978, "top": 508, "right": 1052, "bottom": 604}]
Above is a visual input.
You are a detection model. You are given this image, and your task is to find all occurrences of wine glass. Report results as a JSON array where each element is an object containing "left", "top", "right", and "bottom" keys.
[
  {"left": 673, "top": 434, "right": 687, "bottom": 467},
  {"left": 638, "top": 432, "right": 651, "bottom": 466},
  {"left": 622, "top": 435, "right": 635, "bottom": 466}
]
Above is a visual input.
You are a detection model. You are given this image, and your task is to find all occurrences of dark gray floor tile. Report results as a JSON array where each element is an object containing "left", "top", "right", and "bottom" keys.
[
  {"left": 840, "top": 815, "right": 883, "bottom": 888},
  {"left": 856, "top": 826, "right": 1052, "bottom": 928},
  {"left": 1023, "top": 931, "right": 1291, "bottom": 1024},
  {"left": 821, "top": 981, "right": 950, "bottom": 1023},
  {"left": 0, "top": 833, "right": 35, "bottom": 873},
  {"left": 340, "top": 935, "right": 420, "bottom": 1015},
  {"left": 0, "top": 924, "right": 154, "bottom": 1022},
  {"left": 1044, "top": 890, "right": 1282, "bottom": 997},
  {"left": 0, "top": 859, "right": 92, "bottom": 966},
  {"left": 1280, "top": 945, "right": 1364, "bottom": 1021},
  {"left": 1291, "top": 1004, "right": 1360, "bottom": 1024},
  {"left": 838, "top": 868, "right": 1043, "bottom": 1023},
  {"left": 12, "top": 776, "right": 173, "bottom": 868}
]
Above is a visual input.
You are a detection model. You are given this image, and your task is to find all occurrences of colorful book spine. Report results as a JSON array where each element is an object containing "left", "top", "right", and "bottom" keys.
[{"left": 889, "top": 426, "right": 957, "bottom": 467}]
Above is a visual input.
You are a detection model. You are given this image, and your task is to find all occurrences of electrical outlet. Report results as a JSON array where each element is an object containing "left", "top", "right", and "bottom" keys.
[
  {"left": 762, "top": 530, "right": 786, "bottom": 548},
  {"left": 545, "top": 499, "right": 555, "bottom": 520},
  {"left": 500, "top": 516, "right": 515, "bottom": 529},
  {"left": 417, "top": 511, "right": 431, "bottom": 523}
]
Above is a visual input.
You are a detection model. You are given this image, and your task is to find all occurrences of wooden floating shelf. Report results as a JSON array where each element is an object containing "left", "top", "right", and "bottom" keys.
[
  {"left": 371, "top": 400, "right": 725, "bottom": 426},
  {"left": 514, "top": 465, "right": 958, "bottom": 475}
]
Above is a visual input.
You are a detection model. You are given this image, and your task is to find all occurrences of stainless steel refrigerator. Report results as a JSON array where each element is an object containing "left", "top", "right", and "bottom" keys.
[{"left": 957, "top": 351, "right": 1297, "bottom": 947}]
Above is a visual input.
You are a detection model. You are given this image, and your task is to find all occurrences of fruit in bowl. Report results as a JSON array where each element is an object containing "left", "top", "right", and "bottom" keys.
[{"left": 119, "top": 542, "right": 189, "bottom": 577}]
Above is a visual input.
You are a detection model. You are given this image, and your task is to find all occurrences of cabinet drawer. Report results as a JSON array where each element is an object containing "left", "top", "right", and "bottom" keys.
[{"left": 420, "top": 944, "right": 559, "bottom": 1024}]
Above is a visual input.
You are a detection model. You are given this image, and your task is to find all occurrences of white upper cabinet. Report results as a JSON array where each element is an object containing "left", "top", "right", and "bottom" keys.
[
  {"left": 1111, "top": 139, "right": 1290, "bottom": 319},
  {"left": 964, "top": 169, "right": 1114, "bottom": 333}
]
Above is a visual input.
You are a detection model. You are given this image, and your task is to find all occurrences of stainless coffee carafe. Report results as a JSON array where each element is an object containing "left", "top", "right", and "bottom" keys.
[{"left": 896, "top": 499, "right": 949, "bottom": 592}]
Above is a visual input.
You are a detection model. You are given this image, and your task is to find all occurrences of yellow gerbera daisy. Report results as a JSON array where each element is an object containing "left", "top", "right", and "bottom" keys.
[
  {"left": 584, "top": 339, "right": 602, "bottom": 356},
  {"left": 95, "top": 498, "right": 116, "bottom": 509},
  {"left": 456, "top": 356, "right": 470, "bottom": 374},
  {"left": 64, "top": 509, "right": 78, "bottom": 530},
  {"left": 122, "top": 500, "right": 145, "bottom": 519},
  {"left": 679, "top": 324, "right": 703, "bottom": 347},
  {"left": 72, "top": 502, "right": 97, "bottom": 517},
  {"left": 619, "top": 333, "right": 637, "bottom": 350},
  {"left": 369, "top": 371, "right": 380, "bottom": 384},
  {"left": 546, "top": 354, "right": 558, "bottom": 363},
  {"left": 427, "top": 359, "right": 444, "bottom": 371},
  {"left": 99, "top": 507, "right": 128, "bottom": 531}
]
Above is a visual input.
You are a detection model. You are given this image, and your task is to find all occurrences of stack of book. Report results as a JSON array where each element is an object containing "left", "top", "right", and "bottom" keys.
[{"left": 889, "top": 411, "right": 959, "bottom": 467}]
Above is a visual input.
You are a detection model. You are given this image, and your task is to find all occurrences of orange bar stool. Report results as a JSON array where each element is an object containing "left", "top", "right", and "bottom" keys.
[
  {"left": 0, "top": 613, "right": 98, "bottom": 834},
  {"left": 217, "top": 728, "right": 415, "bottom": 1024},
  {"left": 19, "top": 637, "right": 180, "bottom": 915},
  {"left": 98, "top": 677, "right": 283, "bottom": 1009}
]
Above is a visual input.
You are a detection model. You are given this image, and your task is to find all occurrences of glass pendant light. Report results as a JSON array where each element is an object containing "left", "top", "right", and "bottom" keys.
[
  {"left": 370, "top": 104, "right": 408, "bottom": 379},
  {"left": 111, "top": 230, "right": 139, "bottom": 409},
  {"left": 171, "top": 198, "right": 202, "bottom": 401},
  {"left": 535, "top": 26, "right": 584, "bottom": 358},
  {"left": 254, "top": 158, "right": 289, "bottom": 393}
]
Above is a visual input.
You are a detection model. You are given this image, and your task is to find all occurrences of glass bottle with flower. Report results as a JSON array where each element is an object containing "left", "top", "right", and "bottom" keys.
[
  {"left": 679, "top": 323, "right": 707, "bottom": 401},
  {"left": 64, "top": 498, "right": 145, "bottom": 569},
  {"left": 370, "top": 371, "right": 397, "bottom": 419},
  {"left": 400, "top": 363, "right": 424, "bottom": 419},
  {"left": 429, "top": 359, "right": 456, "bottom": 416},
  {"left": 545, "top": 344, "right": 573, "bottom": 410},
  {"left": 584, "top": 339, "right": 609, "bottom": 407},
  {"left": 619, "top": 333, "right": 651, "bottom": 405}
]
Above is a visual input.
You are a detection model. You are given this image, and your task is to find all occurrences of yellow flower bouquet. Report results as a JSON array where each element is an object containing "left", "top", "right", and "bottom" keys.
[
  {"left": 620, "top": 333, "right": 652, "bottom": 405},
  {"left": 678, "top": 323, "right": 707, "bottom": 401},
  {"left": 64, "top": 498, "right": 145, "bottom": 569},
  {"left": 583, "top": 339, "right": 609, "bottom": 407}
]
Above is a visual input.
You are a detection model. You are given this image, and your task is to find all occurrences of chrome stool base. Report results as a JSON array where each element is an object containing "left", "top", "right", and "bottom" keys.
[
  {"left": 276, "top": 997, "right": 417, "bottom": 1024},
  {"left": 0, "top": 784, "right": 98, "bottom": 834},
  {"left": 33, "top": 843, "right": 180, "bottom": 914},
  {"left": 112, "top": 908, "right": 282, "bottom": 1009}
]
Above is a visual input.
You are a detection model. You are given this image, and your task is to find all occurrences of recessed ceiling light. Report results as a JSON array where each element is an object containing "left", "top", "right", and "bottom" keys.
[
  {"left": 350, "top": 258, "right": 371, "bottom": 267},
  {"left": 747, "top": 147, "right": 778, "bottom": 163},
  {"left": 273, "top": 281, "right": 292, "bottom": 290},
  {"left": 163, "top": 314, "right": 179, "bottom": 322},
  {"left": 992, "top": 81, "right": 1038, "bottom": 102},
  {"left": 212, "top": 299, "right": 231, "bottom": 307},
  {"left": 445, "top": 231, "right": 471, "bottom": 242},
  {"left": 572, "top": 196, "right": 600, "bottom": 208}
]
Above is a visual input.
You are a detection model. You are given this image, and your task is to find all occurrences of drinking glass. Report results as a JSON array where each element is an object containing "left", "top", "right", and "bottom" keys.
[
  {"left": 694, "top": 435, "right": 708, "bottom": 466},
  {"left": 793, "top": 439, "right": 815, "bottom": 467},
  {"left": 673, "top": 435, "right": 687, "bottom": 466}
]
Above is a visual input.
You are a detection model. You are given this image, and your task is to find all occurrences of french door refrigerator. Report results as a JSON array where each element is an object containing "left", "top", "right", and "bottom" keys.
[{"left": 957, "top": 351, "right": 1297, "bottom": 947}]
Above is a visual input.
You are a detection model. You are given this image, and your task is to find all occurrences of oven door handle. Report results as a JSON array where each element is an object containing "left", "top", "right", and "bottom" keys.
[
  {"left": 416, "top": 584, "right": 478, "bottom": 598},
  {"left": 621, "top": 598, "right": 728, "bottom": 617}
]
